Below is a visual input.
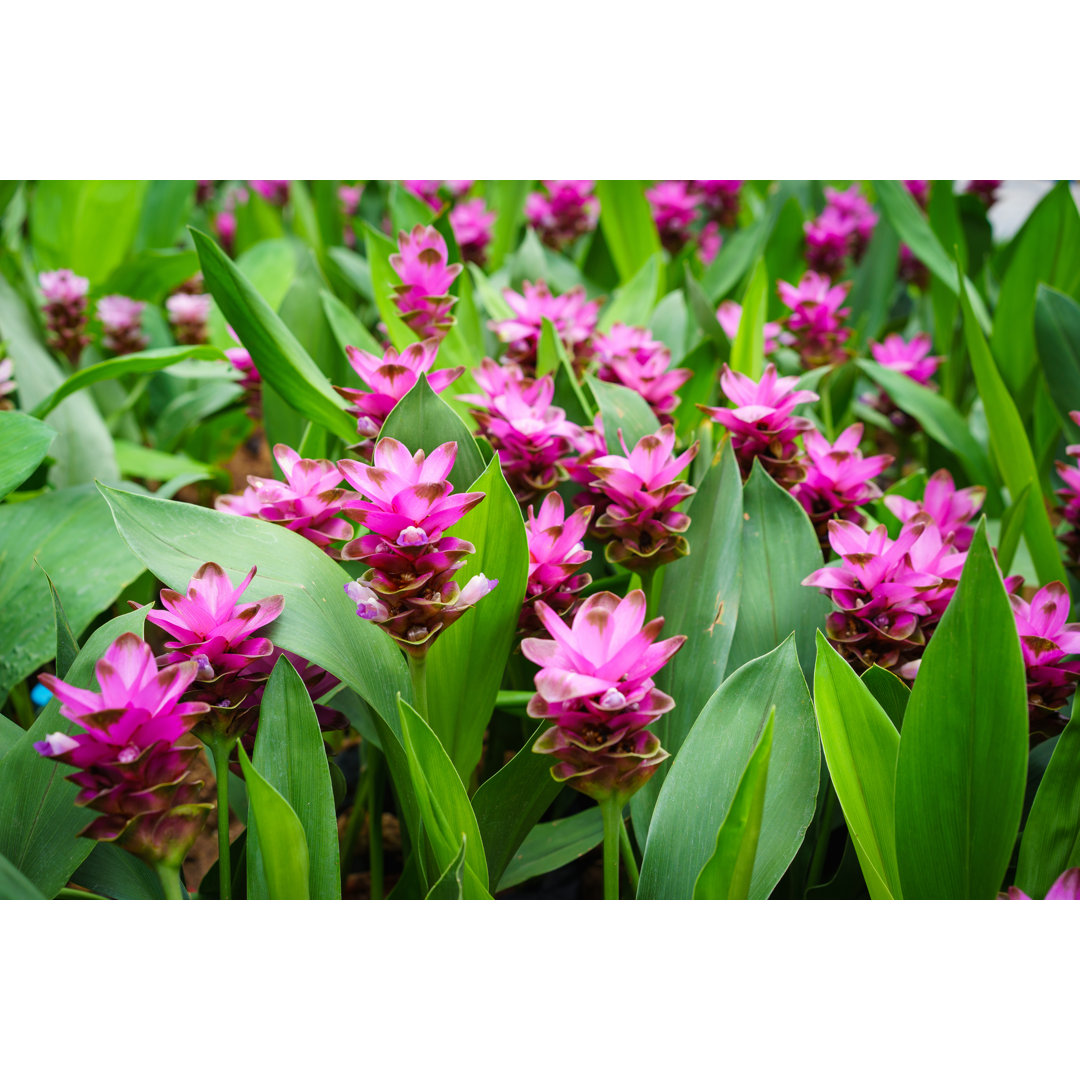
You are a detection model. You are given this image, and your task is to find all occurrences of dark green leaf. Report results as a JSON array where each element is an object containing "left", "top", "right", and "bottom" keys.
[
  {"left": 848, "top": 219, "right": 899, "bottom": 347},
  {"left": 103, "top": 250, "right": 201, "bottom": 302},
  {"left": 0, "top": 411, "right": 55, "bottom": 499},
  {"left": 1035, "top": 285, "right": 1080, "bottom": 426},
  {"left": 321, "top": 288, "right": 382, "bottom": 355},
  {"left": 41, "top": 566, "right": 78, "bottom": 679},
  {"left": 998, "top": 482, "right": 1032, "bottom": 578},
  {"left": 486, "top": 181, "right": 530, "bottom": 272},
  {"left": 497, "top": 807, "right": 603, "bottom": 892},
  {"left": 860, "top": 665, "right": 910, "bottom": 732},
  {"left": 595, "top": 181, "right": 662, "bottom": 284},
  {"left": 70, "top": 842, "right": 164, "bottom": 900},
  {"left": 0, "top": 852, "right": 46, "bottom": 899},
  {"left": 135, "top": 181, "right": 196, "bottom": 251},
  {"left": 362, "top": 221, "right": 422, "bottom": 352},
  {"left": 586, "top": 374, "right": 660, "bottom": 453},
  {"left": 425, "top": 836, "right": 466, "bottom": 899}
]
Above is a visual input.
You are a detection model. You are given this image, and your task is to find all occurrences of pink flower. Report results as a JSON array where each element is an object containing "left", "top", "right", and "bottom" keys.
[
  {"left": 491, "top": 280, "right": 600, "bottom": 374},
  {"left": 215, "top": 210, "right": 237, "bottom": 254},
  {"left": 401, "top": 180, "right": 443, "bottom": 211},
  {"left": 691, "top": 180, "right": 742, "bottom": 227},
  {"left": 588, "top": 425, "right": 699, "bottom": 571},
  {"left": 804, "top": 208, "right": 857, "bottom": 277},
  {"left": 904, "top": 179, "right": 929, "bottom": 210},
  {"left": 226, "top": 346, "right": 260, "bottom": 392},
  {"left": 1007, "top": 867, "right": 1080, "bottom": 900},
  {"left": 1055, "top": 417, "right": 1080, "bottom": 569},
  {"left": 965, "top": 180, "right": 1002, "bottom": 209},
  {"left": 699, "top": 363, "right": 818, "bottom": 486},
  {"left": 870, "top": 333, "right": 942, "bottom": 387},
  {"left": 166, "top": 292, "right": 212, "bottom": 346},
  {"left": 449, "top": 197, "right": 496, "bottom": 266},
  {"left": 777, "top": 271, "right": 852, "bottom": 369},
  {"left": 97, "top": 295, "right": 148, "bottom": 355},
  {"left": 34, "top": 633, "right": 211, "bottom": 866},
  {"left": 39, "top": 269, "right": 90, "bottom": 363},
  {"left": 715, "top": 300, "right": 785, "bottom": 355},
  {"left": 389, "top": 225, "right": 462, "bottom": 342},
  {"left": 339, "top": 184, "right": 363, "bottom": 216},
  {"left": 884, "top": 468, "right": 984, "bottom": 552},
  {"left": 594, "top": 323, "right": 691, "bottom": 425},
  {"left": 0, "top": 358, "right": 14, "bottom": 410},
  {"left": 699, "top": 221, "right": 723, "bottom": 264},
  {"left": 250, "top": 180, "right": 290, "bottom": 206},
  {"left": 40, "top": 268, "right": 89, "bottom": 305},
  {"left": 335, "top": 338, "right": 463, "bottom": 451},
  {"left": 525, "top": 181, "right": 599, "bottom": 250},
  {"left": 824, "top": 186, "right": 878, "bottom": 257},
  {"left": 646, "top": 180, "right": 702, "bottom": 253},
  {"left": 444, "top": 180, "right": 474, "bottom": 200},
  {"left": 523, "top": 590, "right": 685, "bottom": 802},
  {"left": 521, "top": 492, "right": 593, "bottom": 632}
]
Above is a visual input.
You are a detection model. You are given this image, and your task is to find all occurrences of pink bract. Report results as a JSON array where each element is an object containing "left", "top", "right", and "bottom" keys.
[
  {"left": 870, "top": 333, "right": 943, "bottom": 386},
  {"left": 525, "top": 181, "right": 599, "bottom": 249},
  {"left": 884, "top": 469, "right": 984, "bottom": 552},
  {"left": 646, "top": 180, "right": 702, "bottom": 253},
  {"left": 490, "top": 280, "right": 600, "bottom": 374},
  {"left": 449, "top": 198, "right": 496, "bottom": 265},
  {"left": 594, "top": 323, "right": 691, "bottom": 425},
  {"left": 389, "top": 225, "right": 462, "bottom": 342},
  {"left": 521, "top": 492, "right": 593, "bottom": 632}
]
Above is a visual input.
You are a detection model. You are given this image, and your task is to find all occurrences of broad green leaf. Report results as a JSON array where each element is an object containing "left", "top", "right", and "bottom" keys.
[
  {"left": 239, "top": 744, "right": 310, "bottom": 900},
  {"left": 648, "top": 290, "right": 689, "bottom": 363},
  {"left": 860, "top": 665, "right": 909, "bottom": 732},
  {"left": 960, "top": 276, "right": 1066, "bottom": 586},
  {"left": 42, "top": 566, "right": 78, "bottom": 679},
  {"left": 0, "top": 485, "right": 144, "bottom": 703},
  {"left": 762, "top": 197, "right": 807, "bottom": 303},
  {"left": 638, "top": 635, "right": 819, "bottom": 899},
  {"left": 894, "top": 522, "right": 1028, "bottom": 899},
  {"left": 672, "top": 341, "right": 720, "bottom": 441},
  {"left": 813, "top": 633, "right": 902, "bottom": 899},
  {"left": 425, "top": 836, "right": 466, "bottom": 899},
  {"left": 0, "top": 852, "right": 46, "bottom": 899},
  {"left": 693, "top": 708, "right": 775, "bottom": 900},
  {"left": 730, "top": 258, "right": 768, "bottom": 379},
  {"left": 848, "top": 218, "right": 900, "bottom": 347},
  {"left": 1035, "top": 285, "right": 1080, "bottom": 426},
  {"left": 727, "top": 459, "right": 830, "bottom": 684},
  {"left": 70, "top": 842, "right": 164, "bottom": 900},
  {"left": 0, "top": 411, "right": 55, "bottom": 498},
  {"left": 191, "top": 228, "right": 356, "bottom": 443},
  {"left": 595, "top": 180, "right": 663, "bottom": 284},
  {"left": 321, "top": 288, "right": 382, "bottom": 356},
  {"left": 134, "top": 180, "right": 196, "bottom": 251},
  {"left": 598, "top": 254, "right": 660, "bottom": 331},
  {"left": 0, "top": 606, "right": 148, "bottom": 897},
  {"left": 398, "top": 698, "right": 490, "bottom": 899},
  {"left": 586, "top": 374, "right": 660, "bottom": 452},
  {"left": 362, "top": 221, "right": 422, "bottom": 352},
  {"left": 113, "top": 440, "right": 226, "bottom": 487},
  {"left": 1015, "top": 709, "right": 1080, "bottom": 899},
  {"left": 539, "top": 319, "right": 593, "bottom": 421},
  {"left": 277, "top": 248, "right": 347, "bottom": 387},
  {"left": 467, "top": 263, "right": 516, "bottom": 321},
  {"left": 497, "top": 807, "right": 603, "bottom": 892},
  {"left": 426, "top": 457, "right": 528, "bottom": 780},
  {"left": 247, "top": 657, "right": 341, "bottom": 900},
  {"left": 390, "top": 184, "right": 436, "bottom": 234},
  {"left": 536, "top": 315, "right": 566, "bottom": 378},
  {"left": 486, "top": 180, "right": 530, "bottom": 272},
  {"left": 103, "top": 250, "right": 201, "bottom": 302},
  {"left": 206, "top": 238, "right": 299, "bottom": 348},
  {"left": 327, "top": 247, "right": 374, "bottom": 303},
  {"left": 472, "top": 722, "right": 560, "bottom": 888}
]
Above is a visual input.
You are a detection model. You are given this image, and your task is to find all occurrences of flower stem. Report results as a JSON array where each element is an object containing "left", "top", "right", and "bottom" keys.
[
  {"left": 601, "top": 796, "right": 623, "bottom": 900},
  {"left": 639, "top": 567, "right": 658, "bottom": 621},
  {"left": 368, "top": 747, "right": 385, "bottom": 901},
  {"left": 207, "top": 733, "right": 238, "bottom": 900},
  {"left": 806, "top": 778, "right": 837, "bottom": 893},
  {"left": 156, "top": 863, "right": 183, "bottom": 901},
  {"left": 618, "top": 817, "right": 640, "bottom": 895},
  {"left": 408, "top": 652, "right": 429, "bottom": 720},
  {"left": 339, "top": 763, "right": 373, "bottom": 886}
]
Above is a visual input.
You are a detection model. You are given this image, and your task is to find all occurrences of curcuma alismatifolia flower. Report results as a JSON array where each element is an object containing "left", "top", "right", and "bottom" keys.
[
  {"left": 216, "top": 444, "right": 354, "bottom": 555},
  {"left": 521, "top": 492, "right": 593, "bottom": 634},
  {"left": 884, "top": 468, "right": 985, "bottom": 552},
  {"left": 523, "top": 590, "right": 686, "bottom": 804},
  {"left": 965, "top": 180, "right": 1002, "bottom": 209},
  {"left": 250, "top": 180, "right": 290, "bottom": 206},
  {"left": 823, "top": 185, "right": 878, "bottom": 260},
  {"left": 593, "top": 323, "right": 692, "bottom": 426},
  {"left": 335, "top": 339, "right": 463, "bottom": 456},
  {"left": 39, "top": 269, "right": 91, "bottom": 363},
  {"left": 1007, "top": 867, "right": 1080, "bottom": 900},
  {"left": 401, "top": 180, "right": 443, "bottom": 211},
  {"left": 34, "top": 633, "right": 211, "bottom": 868},
  {"left": 97, "top": 295, "right": 148, "bottom": 355},
  {"left": 691, "top": 180, "right": 742, "bottom": 228},
  {"left": 1055, "top": 412, "right": 1080, "bottom": 570},
  {"left": 792, "top": 423, "right": 893, "bottom": 542},
  {"left": 699, "top": 363, "right": 818, "bottom": 487},
  {"left": 145, "top": 562, "right": 284, "bottom": 736},
  {"left": 339, "top": 438, "right": 496, "bottom": 657},
  {"left": 490, "top": 280, "right": 600, "bottom": 376},
  {"left": 777, "top": 272, "right": 852, "bottom": 369},
  {"left": 389, "top": 225, "right": 462, "bottom": 342},
  {"left": 166, "top": 292, "right": 212, "bottom": 345},
  {"left": 870, "top": 333, "right": 943, "bottom": 387},
  {"left": 588, "top": 425, "right": 699, "bottom": 573},
  {"left": 804, "top": 208, "right": 857, "bottom": 278},
  {"left": 646, "top": 180, "right": 702, "bottom": 253},
  {"left": 1008, "top": 580, "right": 1080, "bottom": 741},
  {"left": 525, "top": 181, "right": 599, "bottom": 250},
  {"left": 461, "top": 359, "right": 582, "bottom": 505},
  {"left": 449, "top": 197, "right": 496, "bottom": 266}
]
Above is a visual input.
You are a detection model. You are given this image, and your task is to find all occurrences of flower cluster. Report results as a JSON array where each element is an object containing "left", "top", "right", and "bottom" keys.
[
  {"left": 1054, "top": 411, "right": 1080, "bottom": 570},
  {"left": 39, "top": 269, "right": 90, "bottom": 362},
  {"left": 593, "top": 323, "right": 691, "bottom": 425},
  {"left": 699, "top": 363, "right": 818, "bottom": 487},
  {"left": 34, "top": 633, "right": 211, "bottom": 868},
  {"left": 526, "top": 181, "right": 599, "bottom": 249},
  {"left": 777, "top": 272, "right": 852, "bottom": 368},
  {"left": 460, "top": 360, "right": 581, "bottom": 504},
  {"left": 166, "top": 292, "right": 211, "bottom": 345},
  {"left": 216, "top": 444, "right": 354, "bottom": 554},
  {"left": 588, "top": 426, "right": 698, "bottom": 572},
  {"left": 250, "top": 180, "right": 290, "bottom": 206},
  {"left": 490, "top": 280, "right": 600, "bottom": 375},
  {"left": 870, "top": 333, "right": 942, "bottom": 386},
  {"left": 449, "top": 198, "right": 496, "bottom": 266},
  {"left": 646, "top": 180, "right": 701, "bottom": 253},
  {"left": 339, "top": 438, "right": 496, "bottom": 656},
  {"left": 521, "top": 493, "right": 593, "bottom": 634},
  {"left": 691, "top": 180, "right": 742, "bottom": 228},
  {"left": 389, "top": 225, "right": 462, "bottom": 342},
  {"left": 884, "top": 469, "right": 984, "bottom": 552},
  {"left": 97, "top": 295, "right": 148, "bottom": 355},
  {"left": 524, "top": 590, "right": 685, "bottom": 803}
]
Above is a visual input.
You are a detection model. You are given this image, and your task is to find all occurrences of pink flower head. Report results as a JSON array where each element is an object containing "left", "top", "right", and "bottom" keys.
[
  {"left": 965, "top": 180, "right": 1002, "bottom": 209},
  {"left": 884, "top": 468, "right": 985, "bottom": 552},
  {"left": 699, "top": 221, "right": 722, "bottom": 265},
  {"left": 401, "top": 180, "right": 443, "bottom": 211},
  {"left": 336, "top": 338, "right": 463, "bottom": 449},
  {"left": 588, "top": 425, "right": 699, "bottom": 571},
  {"left": 491, "top": 280, "right": 600, "bottom": 374},
  {"left": 39, "top": 268, "right": 89, "bottom": 305},
  {"left": 804, "top": 208, "right": 858, "bottom": 277},
  {"left": 1056, "top": 432, "right": 1080, "bottom": 570},
  {"left": 870, "top": 333, "right": 943, "bottom": 387},
  {"left": 646, "top": 180, "right": 702, "bottom": 253},
  {"left": 1007, "top": 867, "right": 1080, "bottom": 900},
  {"left": 792, "top": 423, "right": 893, "bottom": 535},
  {"left": 339, "top": 184, "right": 363, "bottom": 216},
  {"left": 389, "top": 225, "right": 462, "bottom": 342},
  {"left": 899, "top": 243, "right": 929, "bottom": 290},
  {"left": 521, "top": 492, "right": 593, "bottom": 632},
  {"left": 226, "top": 346, "right": 260, "bottom": 392},
  {"left": 777, "top": 271, "right": 852, "bottom": 368},
  {"left": 445, "top": 180, "right": 474, "bottom": 200},
  {"left": 699, "top": 363, "right": 818, "bottom": 486},
  {"left": 97, "top": 295, "right": 148, "bottom": 356},
  {"left": 250, "top": 180, "right": 291, "bottom": 206},
  {"left": 715, "top": 300, "right": 786, "bottom": 355},
  {"left": 216, "top": 444, "right": 354, "bottom": 554},
  {"left": 594, "top": 323, "right": 692, "bottom": 425},
  {"left": 460, "top": 359, "right": 582, "bottom": 504},
  {"left": 523, "top": 590, "right": 686, "bottom": 802},
  {"left": 0, "top": 358, "right": 15, "bottom": 409},
  {"left": 691, "top": 180, "right": 742, "bottom": 228},
  {"left": 215, "top": 209, "right": 237, "bottom": 254},
  {"left": 824, "top": 185, "right": 878, "bottom": 256},
  {"left": 904, "top": 179, "right": 930, "bottom": 210},
  {"left": 449, "top": 197, "right": 496, "bottom": 266},
  {"left": 525, "top": 181, "right": 599, "bottom": 250},
  {"left": 166, "top": 292, "right": 212, "bottom": 345},
  {"left": 34, "top": 633, "right": 210, "bottom": 865},
  {"left": 1009, "top": 581, "right": 1080, "bottom": 733},
  {"left": 39, "top": 269, "right": 90, "bottom": 363}
]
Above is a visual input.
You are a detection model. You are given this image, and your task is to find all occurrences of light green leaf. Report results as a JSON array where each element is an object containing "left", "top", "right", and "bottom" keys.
[
  {"left": 598, "top": 254, "right": 660, "bottom": 331},
  {"left": 0, "top": 411, "right": 55, "bottom": 499},
  {"left": 730, "top": 258, "right": 768, "bottom": 379},
  {"left": 586, "top": 374, "right": 660, "bottom": 452},
  {"left": 425, "top": 836, "right": 466, "bottom": 899},
  {"left": 595, "top": 180, "right": 663, "bottom": 284}
]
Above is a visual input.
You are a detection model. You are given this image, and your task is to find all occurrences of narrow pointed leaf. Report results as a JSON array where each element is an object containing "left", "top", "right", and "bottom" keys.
[
  {"left": 497, "top": 807, "right": 603, "bottom": 892},
  {"left": 425, "top": 836, "right": 466, "bottom": 899},
  {"left": 598, "top": 253, "right": 660, "bottom": 331},
  {"left": 730, "top": 258, "right": 768, "bottom": 379},
  {"left": 41, "top": 565, "right": 78, "bottom": 679},
  {"left": 595, "top": 180, "right": 663, "bottom": 283}
]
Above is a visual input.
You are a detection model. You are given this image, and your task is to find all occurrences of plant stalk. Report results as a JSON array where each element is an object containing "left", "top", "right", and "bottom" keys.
[
  {"left": 339, "top": 763, "right": 374, "bottom": 886},
  {"left": 408, "top": 652, "right": 429, "bottom": 721},
  {"left": 618, "top": 817, "right": 640, "bottom": 894},
  {"left": 207, "top": 733, "right": 238, "bottom": 900},
  {"left": 156, "top": 863, "right": 183, "bottom": 901},
  {"left": 601, "top": 796, "right": 623, "bottom": 901},
  {"left": 368, "top": 747, "right": 385, "bottom": 901},
  {"left": 806, "top": 778, "right": 838, "bottom": 893}
]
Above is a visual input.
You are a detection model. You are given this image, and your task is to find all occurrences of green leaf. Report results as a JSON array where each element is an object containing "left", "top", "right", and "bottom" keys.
[
  {"left": 693, "top": 708, "right": 775, "bottom": 900},
  {"left": 727, "top": 459, "right": 830, "bottom": 684},
  {"left": 389, "top": 184, "right": 436, "bottom": 234},
  {"left": 595, "top": 181, "right": 663, "bottom": 284},
  {"left": 730, "top": 258, "right": 768, "bottom": 379},
  {"left": 397, "top": 697, "right": 490, "bottom": 899},
  {"left": 247, "top": 656, "right": 341, "bottom": 900},
  {"left": 239, "top": 744, "right": 310, "bottom": 900},
  {"left": 1015, "top": 707, "right": 1080, "bottom": 899},
  {"left": 486, "top": 181, "right": 530, "bottom": 272},
  {"left": 997, "top": 481, "right": 1032, "bottom": 578},
  {"left": 685, "top": 269, "right": 729, "bottom": 351},
  {"left": 135, "top": 180, "right": 196, "bottom": 251},
  {"left": 0, "top": 851, "right": 46, "bottom": 899},
  {"left": 894, "top": 521, "right": 1028, "bottom": 899},
  {"left": 586, "top": 374, "right": 660, "bottom": 453},
  {"left": 70, "top": 842, "right": 164, "bottom": 900},
  {"left": 648, "top": 290, "right": 689, "bottom": 363},
  {"left": 425, "top": 836, "right": 467, "bottom": 899},
  {"left": 472, "top": 722, "right": 560, "bottom": 888},
  {"left": 0, "top": 605, "right": 148, "bottom": 896},
  {"left": 960, "top": 276, "right": 1066, "bottom": 587},
  {"left": 103, "top": 250, "right": 201, "bottom": 303},
  {"left": 113, "top": 440, "right": 225, "bottom": 487},
  {"left": 0, "top": 485, "right": 144, "bottom": 703},
  {"left": 191, "top": 227, "right": 356, "bottom": 444},
  {"left": 327, "top": 247, "right": 373, "bottom": 303},
  {"left": 598, "top": 254, "right": 661, "bottom": 331},
  {"left": 467, "top": 263, "right": 516, "bottom": 321},
  {"left": 813, "top": 632, "right": 902, "bottom": 899},
  {"left": 703, "top": 195, "right": 780, "bottom": 303},
  {"left": 497, "top": 806, "right": 603, "bottom": 892},
  {"left": 1035, "top": 285, "right": 1080, "bottom": 426},
  {"left": 426, "top": 457, "right": 528, "bottom": 780},
  {"left": 638, "top": 635, "right": 819, "bottom": 899},
  {"left": 321, "top": 288, "right": 382, "bottom": 356},
  {"left": 41, "top": 566, "right": 78, "bottom": 679},
  {"left": 860, "top": 665, "right": 910, "bottom": 732},
  {"left": 848, "top": 218, "right": 900, "bottom": 347},
  {"left": 0, "top": 411, "right": 55, "bottom": 499},
  {"left": 207, "top": 238, "right": 299, "bottom": 349}
]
